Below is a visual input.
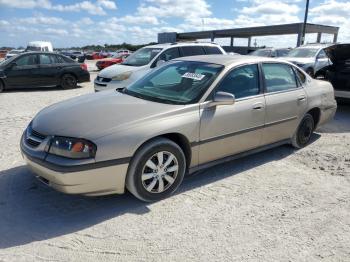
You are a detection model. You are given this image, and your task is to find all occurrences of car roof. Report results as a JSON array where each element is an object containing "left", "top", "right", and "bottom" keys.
[
  {"left": 145, "top": 42, "right": 221, "bottom": 49},
  {"left": 174, "top": 54, "right": 285, "bottom": 66},
  {"left": 297, "top": 44, "right": 331, "bottom": 49}
]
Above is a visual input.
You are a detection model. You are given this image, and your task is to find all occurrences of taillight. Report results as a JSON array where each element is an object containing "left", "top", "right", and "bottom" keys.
[{"left": 80, "top": 63, "right": 88, "bottom": 71}]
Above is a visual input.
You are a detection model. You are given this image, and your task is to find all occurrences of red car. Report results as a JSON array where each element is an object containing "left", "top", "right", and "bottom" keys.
[{"left": 96, "top": 53, "right": 130, "bottom": 70}]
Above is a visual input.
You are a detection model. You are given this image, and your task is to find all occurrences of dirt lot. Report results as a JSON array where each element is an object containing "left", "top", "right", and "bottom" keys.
[{"left": 0, "top": 62, "right": 349, "bottom": 261}]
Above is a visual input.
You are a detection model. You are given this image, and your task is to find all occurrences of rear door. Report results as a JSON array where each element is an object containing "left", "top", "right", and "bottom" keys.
[
  {"left": 34, "top": 54, "right": 60, "bottom": 86},
  {"left": 261, "top": 63, "right": 307, "bottom": 145},
  {"left": 4, "top": 54, "right": 39, "bottom": 88}
]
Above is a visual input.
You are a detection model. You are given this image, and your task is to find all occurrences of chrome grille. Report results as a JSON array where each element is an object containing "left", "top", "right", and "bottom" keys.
[{"left": 25, "top": 125, "right": 47, "bottom": 148}]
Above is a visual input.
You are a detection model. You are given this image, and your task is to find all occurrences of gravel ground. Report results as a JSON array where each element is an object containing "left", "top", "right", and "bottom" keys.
[{"left": 0, "top": 61, "right": 349, "bottom": 261}]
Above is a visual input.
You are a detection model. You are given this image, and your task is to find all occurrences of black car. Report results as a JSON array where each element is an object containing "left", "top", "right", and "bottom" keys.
[
  {"left": 0, "top": 52, "right": 90, "bottom": 92},
  {"left": 323, "top": 44, "right": 350, "bottom": 99}
]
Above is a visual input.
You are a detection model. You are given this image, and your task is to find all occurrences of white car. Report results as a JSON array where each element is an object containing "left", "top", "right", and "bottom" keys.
[
  {"left": 94, "top": 42, "right": 226, "bottom": 92},
  {"left": 283, "top": 44, "right": 331, "bottom": 77}
]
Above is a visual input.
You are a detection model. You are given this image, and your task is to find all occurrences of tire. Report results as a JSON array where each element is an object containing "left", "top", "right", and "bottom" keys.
[
  {"left": 0, "top": 80, "right": 4, "bottom": 93},
  {"left": 126, "top": 138, "right": 186, "bottom": 202},
  {"left": 61, "top": 74, "right": 77, "bottom": 89},
  {"left": 291, "top": 113, "right": 315, "bottom": 149}
]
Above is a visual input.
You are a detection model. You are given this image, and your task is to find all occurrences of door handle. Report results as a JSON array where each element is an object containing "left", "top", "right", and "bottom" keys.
[
  {"left": 252, "top": 103, "right": 264, "bottom": 110},
  {"left": 298, "top": 95, "right": 306, "bottom": 101}
]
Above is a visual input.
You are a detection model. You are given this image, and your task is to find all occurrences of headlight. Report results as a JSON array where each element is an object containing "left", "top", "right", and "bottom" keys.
[
  {"left": 111, "top": 71, "right": 132, "bottom": 81},
  {"left": 49, "top": 137, "right": 96, "bottom": 159}
]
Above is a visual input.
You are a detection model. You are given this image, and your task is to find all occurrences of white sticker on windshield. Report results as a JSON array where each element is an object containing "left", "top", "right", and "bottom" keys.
[{"left": 182, "top": 72, "right": 205, "bottom": 81}]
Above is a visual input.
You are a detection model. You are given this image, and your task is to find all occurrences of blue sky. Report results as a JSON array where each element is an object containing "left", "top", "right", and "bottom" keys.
[{"left": 0, "top": 0, "right": 349, "bottom": 48}]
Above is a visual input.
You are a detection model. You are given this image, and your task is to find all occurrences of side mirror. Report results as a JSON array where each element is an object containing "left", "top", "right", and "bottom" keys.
[
  {"left": 210, "top": 92, "right": 235, "bottom": 106},
  {"left": 156, "top": 59, "right": 166, "bottom": 67}
]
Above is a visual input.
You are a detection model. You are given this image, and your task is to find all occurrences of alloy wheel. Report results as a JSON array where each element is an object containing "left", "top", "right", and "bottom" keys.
[{"left": 141, "top": 151, "right": 179, "bottom": 193}]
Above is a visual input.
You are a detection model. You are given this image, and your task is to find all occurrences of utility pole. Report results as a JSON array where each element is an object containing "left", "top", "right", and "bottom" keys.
[{"left": 301, "top": 0, "right": 310, "bottom": 45}]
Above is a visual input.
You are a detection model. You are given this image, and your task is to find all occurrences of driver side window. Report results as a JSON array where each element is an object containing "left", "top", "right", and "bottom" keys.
[
  {"left": 158, "top": 48, "right": 180, "bottom": 62},
  {"left": 15, "top": 55, "right": 38, "bottom": 66},
  {"left": 216, "top": 64, "right": 260, "bottom": 99}
]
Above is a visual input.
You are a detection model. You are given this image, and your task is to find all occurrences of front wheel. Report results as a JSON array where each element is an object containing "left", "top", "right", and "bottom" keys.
[
  {"left": 61, "top": 74, "right": 77, "bottom": 89},
  {"left": 126, "top": 138, "right": 186, "bottom": 202},
  {"left": 0, "top": 80, "right": 4, "bottom": 93},
  {"left": 291, "top": 113, "right": 315, "bottom": 148}
]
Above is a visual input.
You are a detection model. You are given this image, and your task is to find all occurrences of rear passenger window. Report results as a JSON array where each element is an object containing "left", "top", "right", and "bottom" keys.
[
  {"left": 262, "top": 63, "right": 298, "bottom": 93},
  {"left": 294, "top": 67, "right": 306, "bottom": 84},
  {"left": 40, "top": 54, "right": 53, "bottom": 64},
  {"left": 203, "top": 46, "right": 223, "bottom": 54},
  {"left": 216, "top": 64, "right": 260, "bottom": 99},
  {"left": 180, "top": 46, "right": 205, "bottom": 56}
]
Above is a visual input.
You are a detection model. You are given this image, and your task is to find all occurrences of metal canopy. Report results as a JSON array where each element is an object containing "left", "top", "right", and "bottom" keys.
[{"left": 158, "top": 23, "right": 339, "bottom": 47}]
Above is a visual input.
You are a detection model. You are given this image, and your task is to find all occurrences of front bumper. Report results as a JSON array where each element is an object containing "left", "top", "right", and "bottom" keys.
[
  {"left": 94, "top": 78, "right": 130, "bottom": 92},
  {"left": 20, "top": 133, "right": 129, "bottom": 196},
  {"left": 78, "top": 71, "right": 90, "bottom": 83}
]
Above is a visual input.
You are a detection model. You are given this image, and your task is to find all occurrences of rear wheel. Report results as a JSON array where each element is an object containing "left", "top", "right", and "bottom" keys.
[
  {"left": 61, "top": 74, "right": 77, "bottom": 89},
  {"left": 0, "top": 80, "right": 4, "bottom": 93},
  {"left": 126, "top": 138, "right": 186, "bottom": 202},
  {"left": 292, "top": 113, "right": 315, "bottom": 148}
]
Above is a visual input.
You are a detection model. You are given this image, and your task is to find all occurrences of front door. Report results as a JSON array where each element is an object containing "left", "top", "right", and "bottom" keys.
[
  {"left": 261, "top": 63, "right": 307, "bottom": 145},
  {"left": 199, "top": 64, "right": 265, "bottom": 165},
  {"left": 5, "top": 54, "right": 39, "bottom": 88}
]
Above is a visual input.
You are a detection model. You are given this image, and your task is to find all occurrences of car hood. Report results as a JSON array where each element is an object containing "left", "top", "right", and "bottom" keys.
[
  {"left": 283, "top": 57, "right": 313, "bottom": 65},
  {"left": 32, "top": 90, "right": 185, "bottom": 140},
  {"left": 98, "top": 64, "right": 143, "bottom": 78},
  {"left": 324, "top": 44, "right": 350, "bottom": 64}
]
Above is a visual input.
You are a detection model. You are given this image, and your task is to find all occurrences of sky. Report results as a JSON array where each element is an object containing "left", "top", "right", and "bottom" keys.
[{"left": 0, "top": 0, "right": 349, "bottom": 48}]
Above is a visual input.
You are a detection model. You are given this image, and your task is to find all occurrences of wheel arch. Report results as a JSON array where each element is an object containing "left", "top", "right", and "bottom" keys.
[
  {"left": 306, "top": 107, "right": 321, "bottom": 129},
  {"left": 133, "top": 132, "right": 192, "bottom": 171}
]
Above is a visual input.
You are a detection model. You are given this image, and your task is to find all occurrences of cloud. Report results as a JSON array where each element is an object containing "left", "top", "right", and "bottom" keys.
[
  {"left": 0, "top": 0, "right": 117, "bottom": 15},
  {"left": 115, "top": 15, "right": 160, "bottom": 25},
  {"left": 241, "top": 1, "right": 300, "bottom": 15},
  {"left": 97, "top": 0, "right": 117, "bottom": 9},
  {"left": 309, "top": 0, "right": 350, "bottom": 42},
  {"left": 17, "top": 15, "right": 67, "bottom": 25},
  {"left": 137, "top": 0, "right": 212, "bottom": 19}
]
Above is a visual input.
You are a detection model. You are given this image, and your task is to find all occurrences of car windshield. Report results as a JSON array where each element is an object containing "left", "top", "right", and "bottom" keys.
[
  {"left": 249, "top": 49, "right": 272, "bottom": 57},
  {"left": 0, "top": 55, "right": 17, "bottom": 66},
  {"left": 124, "top": 61, "right": 224, "bottom": 105},
  {"left": 286, "top": 48, "right": 319, "bottom": 58},
  {"left": 122, "top": 47, "right": 162, "bottom": 66}
]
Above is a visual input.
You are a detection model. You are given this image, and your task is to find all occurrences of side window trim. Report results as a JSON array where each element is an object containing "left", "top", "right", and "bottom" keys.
[{"left": 207, "top": 62, "right": 262, "bottom": 101}]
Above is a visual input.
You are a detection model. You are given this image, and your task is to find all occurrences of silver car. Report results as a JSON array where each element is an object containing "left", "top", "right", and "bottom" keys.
[
  {"left": 21, "top": 55, "right": 337, "bottom": 202},
  {"left": 284, "top": 44, "right": 331, "bottom": 77}
]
